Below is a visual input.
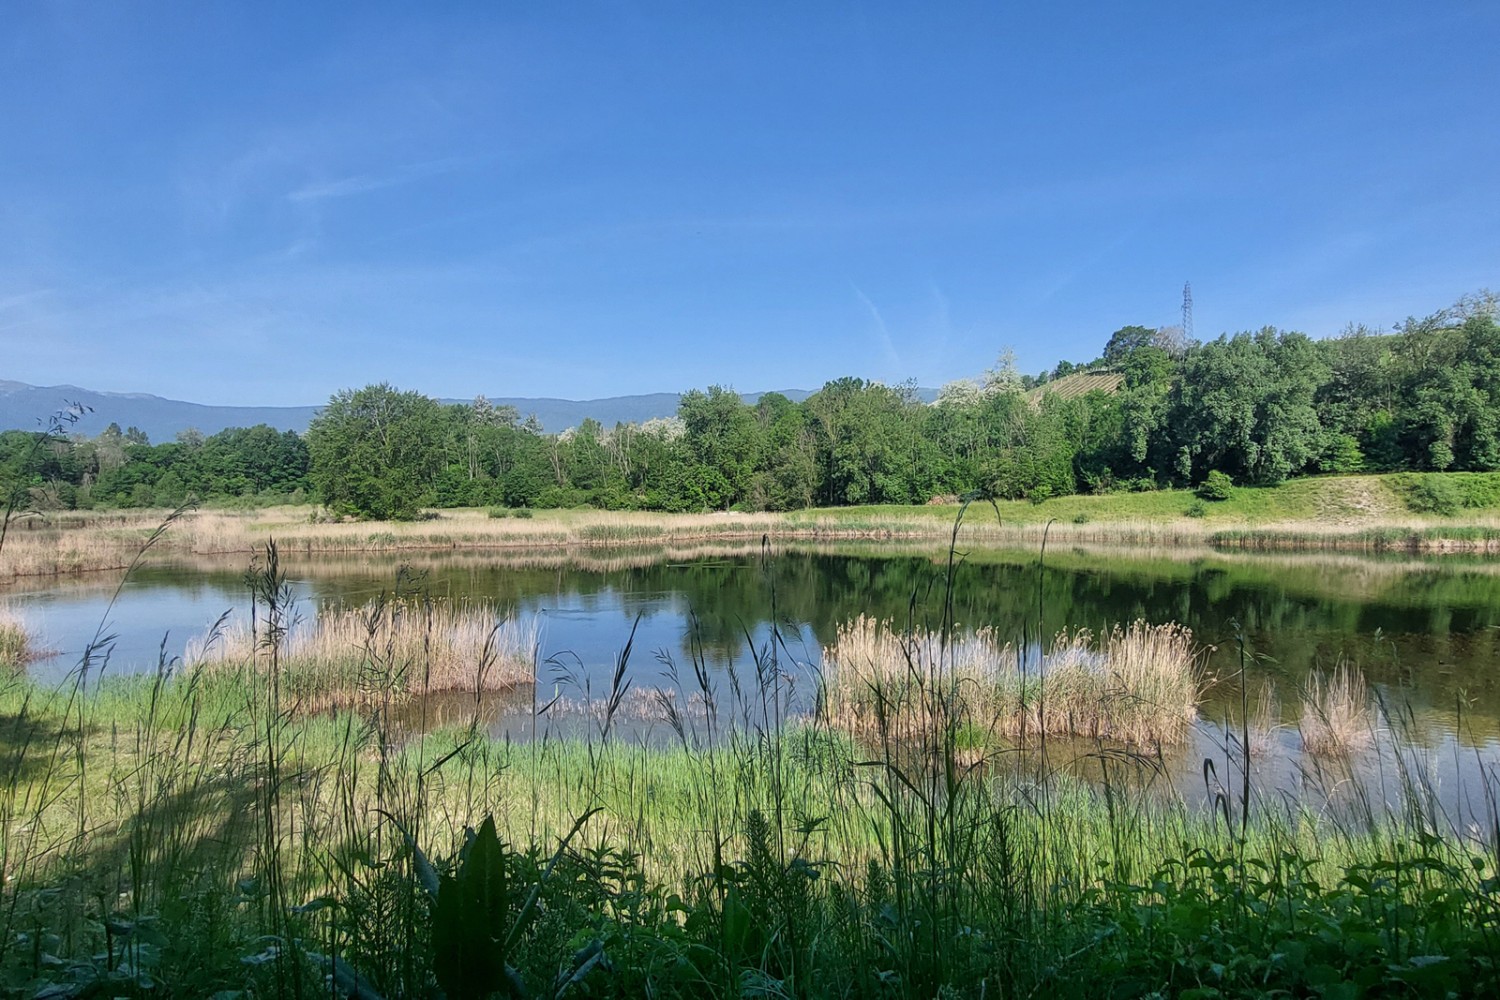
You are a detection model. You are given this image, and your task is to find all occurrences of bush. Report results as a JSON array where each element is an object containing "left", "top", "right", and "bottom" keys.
[
  {"left": 1320, "top": 433, "right": 1366, "bottom": 473},
  {"left": 511, "top": 507, "right": 534, "bottom": 519},
  {"left": 1072, "top": 512, "right": 1090, "bottom": 525},
  {"left": 1184, "top": 499, "right": 1209, "bottom": 518},
  {"left": 1078, "top": 466, "right": 1116, "bottom": 494},
  {"left": 1196, "top": 470, "right": 1234, "bottom": 501},
  {"left": 534, "top": 486, "right": 586, "bottom": 509},
  {"left": 487, "top": 507, "right": 510, "bottom": 519},
  {"left": 1391, "top": 472, "right": 1500, "bottom": 515},
  {"left": 1400, "top": 475, "right": 1462, "bottom": 515}
]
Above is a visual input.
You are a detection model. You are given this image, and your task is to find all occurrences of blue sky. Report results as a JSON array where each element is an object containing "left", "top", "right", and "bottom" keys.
[{"left": 2, "top": 2, "right": 1497, "bottom": 406}]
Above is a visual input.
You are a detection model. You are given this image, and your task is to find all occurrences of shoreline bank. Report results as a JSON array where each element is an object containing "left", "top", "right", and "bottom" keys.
[{"left": 5, "top": 474, "right": 1500, "bottom": 582}]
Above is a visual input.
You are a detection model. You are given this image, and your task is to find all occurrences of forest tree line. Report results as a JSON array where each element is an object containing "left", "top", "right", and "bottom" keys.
[{"left": 4, "top": 296, "right": 1498, "bottom": 519}]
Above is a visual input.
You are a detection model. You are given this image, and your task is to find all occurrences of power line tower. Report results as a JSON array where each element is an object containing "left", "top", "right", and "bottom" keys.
[{"left": 1182, "top": 281, "right": 1194, "bottom": 344}]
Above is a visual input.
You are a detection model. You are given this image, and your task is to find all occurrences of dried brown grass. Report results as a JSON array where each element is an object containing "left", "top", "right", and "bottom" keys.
[
  {"left": 820, "top": 615, "right": 1200, "bottom": 745},
  {"left": 7, "top": 502, "right": 1500, "bottom": 583},
  {"left": 185, "top": 599, "right": 539, "bottom": 702},
  {"left": 1299, "top": 665, "right": 1375, "bottom": 756},
  {"left": 0, "top": 604, "right": 31, "bottom": 667},
  {"left": 1248, "top": 680, "right": 1284, "bottom": 759}
]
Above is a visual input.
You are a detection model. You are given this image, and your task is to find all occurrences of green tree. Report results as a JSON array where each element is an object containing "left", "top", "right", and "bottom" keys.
[
  {"left": 306, "top": 383, "right": 445, "bottom": 520},
  {"left": 805, "top": 379, "right": 929, "bottom": 505},
  {"left": 1115, "top": 345, "right": 1176, "bottom": 477},
  {"left": 981, "top": 394, "right": 1079, "bottom": 501},
  {"left": 1103, "top": 325, "right": 1158, "bottom": 365},
  {"left": 748, "top": 393, "right": 817, "bottom": 510},
  {"left": 678, "top": 386, "right": 762, "bottom": 509},
  {"left": 1168, "top": 329, "right": 1329, "bottom": 485}
]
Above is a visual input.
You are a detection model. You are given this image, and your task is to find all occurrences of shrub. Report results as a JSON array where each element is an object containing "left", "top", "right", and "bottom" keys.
[
  {"left": 1394, "top": 473, "right": 1461, "bottom": 515},
  {"left": 1072, "top": 512, "right": 1090, "bottom": 525},
  {"left": 1320, "top": 433, "right": 1366, "bottom": 473},
  {"left": 534, "top": 486, "right": 586, "bottom": 509},
  {"left": 1392, "top": 472, "right": 1500, "bottom": 515},
  {"left": 487, "top": 507, "right": 510, "bottom": 519},
  {"left": 1184, "top": 499, "right": 1208, "bottom": 518},
  {"left": 1196, "top": 470, "right": 1234, "bottom": 501},
  {"left": 511, "top": 507, "right": 534, "bottom": 519}
]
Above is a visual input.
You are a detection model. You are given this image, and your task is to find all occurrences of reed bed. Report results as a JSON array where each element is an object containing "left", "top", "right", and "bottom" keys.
[
  {"left": 820, "top": 615, "right": 1200, "bottom": 745},
  {"left": 1248, "top": 678, "right": 1284, "bottom": 758},
  {"left": 9, "top": 500, "right": 1500, "bottom": 583},
  {"left": 185, "top": 598, "right": 539, "bottom": 702},
  {"left": 0, "top": 604, "right": 29, "bottom": 667},
  {"left": 1299, "top": 664, "right": 1377, "bottom": 756},
  {"left": 1210, "top": 521, "right": 1500, "bottom": 553}
]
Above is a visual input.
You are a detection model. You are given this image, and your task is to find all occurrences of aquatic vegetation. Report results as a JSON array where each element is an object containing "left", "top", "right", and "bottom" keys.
[
  {"left": 819, "top": 615, "right": 1200, "bottom": 745},
  {"left": 185, "top": 593, "right": 539, "bottom": 702},
  {"left": 2, "top": 592, "right": 1497, "bottom": 997},
  {"left": 0, "top": 605, "right": 29, "bottom": 667},
  {"left": 1300, "top": 663, "right": 1376, "bottom": 756}
]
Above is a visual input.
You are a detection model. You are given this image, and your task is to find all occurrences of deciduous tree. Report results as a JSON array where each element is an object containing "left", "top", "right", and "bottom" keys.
[{"left": 306, "top": 383, "right": 444, "bottom": 520}]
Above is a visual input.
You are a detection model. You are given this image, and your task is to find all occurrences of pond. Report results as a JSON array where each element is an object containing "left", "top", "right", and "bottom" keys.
[{"left": 7, "top": 540, "right": 1500, "bottom": 820}]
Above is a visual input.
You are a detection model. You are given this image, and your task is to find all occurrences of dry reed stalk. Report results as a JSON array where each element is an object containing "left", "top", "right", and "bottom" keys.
[
  {"left": 186, "top": 600, "right": 539, "bottom": 697},
  {"left": 820, "top": 615, "right": 1199, "bottom": 745},
  {"left": 8, "top": 500, "right": 1500, "bottom": 582},
  {"left": 1299, "top": 665, "right": 1375, "bottom": 756},
  {"left": 1249, "top": 680, "right": 1283, "bottom": 758},
  {"left": 0, "top": 604, "right": 31, "bottom": 667}
]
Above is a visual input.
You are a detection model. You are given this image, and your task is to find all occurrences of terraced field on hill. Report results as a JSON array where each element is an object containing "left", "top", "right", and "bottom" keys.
[{"left": 1027, "top": 368, "right": 1123, "bottom": 401}]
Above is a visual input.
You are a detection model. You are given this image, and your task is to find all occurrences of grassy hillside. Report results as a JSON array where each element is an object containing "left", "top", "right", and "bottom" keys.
[{"left": 803, "top": 474, "right": 1411, "bottom": 526}]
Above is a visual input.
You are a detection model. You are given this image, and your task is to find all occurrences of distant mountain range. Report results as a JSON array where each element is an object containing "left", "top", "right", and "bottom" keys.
[{"left": 0, "top": 380, "right": 937, "bottom": 441}]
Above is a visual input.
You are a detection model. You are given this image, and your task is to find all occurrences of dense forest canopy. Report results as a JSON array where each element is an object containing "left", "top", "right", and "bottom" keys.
[{"left": 4, "top": 295, "right": 1498, "bottom": 519}]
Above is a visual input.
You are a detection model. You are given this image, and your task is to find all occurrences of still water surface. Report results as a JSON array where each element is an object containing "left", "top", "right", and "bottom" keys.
[{"left": 9, "top": 542, "right": 1500, "bottom": 817}]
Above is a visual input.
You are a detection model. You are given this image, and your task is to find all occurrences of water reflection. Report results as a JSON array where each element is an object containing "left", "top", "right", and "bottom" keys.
[{"left": 9, "top": 541, "right": 1500, "bottom": 752}]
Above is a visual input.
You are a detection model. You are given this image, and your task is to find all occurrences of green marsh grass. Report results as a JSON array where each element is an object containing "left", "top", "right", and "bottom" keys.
[{"left": 1210, "top": 522, "right": 1500, "bottom": 552}]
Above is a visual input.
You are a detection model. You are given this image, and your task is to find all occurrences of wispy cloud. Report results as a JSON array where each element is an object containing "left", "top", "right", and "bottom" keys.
[
  {"left": 852, "top": 284, "right": 901, "bottom": 369},
  {"left": 287, "top": 156, "right": 475, "bottom": 203},
  {"left": 0, "top": 288, "right": 54, "bottom": 313}
]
